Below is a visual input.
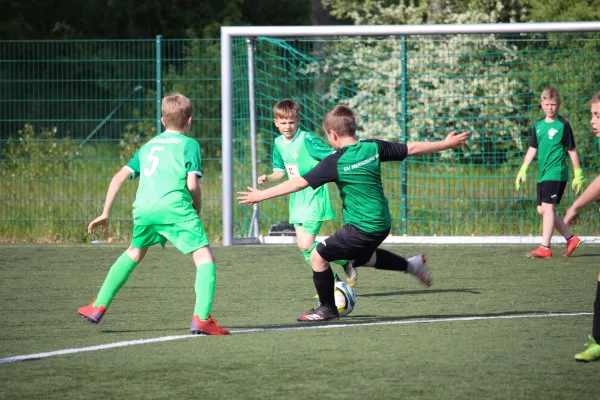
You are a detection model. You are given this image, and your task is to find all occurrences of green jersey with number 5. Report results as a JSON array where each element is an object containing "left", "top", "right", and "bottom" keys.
[
  {"left": 125, "top": 131, "right": 201, "bottom": 225},
  {"left": 273, "top": 129, "right": 336, "bottom": 223}
]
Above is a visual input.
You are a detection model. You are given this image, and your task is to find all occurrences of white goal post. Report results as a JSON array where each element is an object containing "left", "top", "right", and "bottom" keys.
[{"left": 221, "top": 22, "right": 600, "bottom": 246}]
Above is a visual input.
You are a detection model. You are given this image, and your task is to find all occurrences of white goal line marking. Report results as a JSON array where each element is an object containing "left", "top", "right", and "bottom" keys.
[{"left": 0, "top": 312, "right": 592, "bottom": 365}]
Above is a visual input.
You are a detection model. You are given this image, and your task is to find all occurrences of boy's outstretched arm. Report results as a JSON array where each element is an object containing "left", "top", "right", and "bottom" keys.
[
  {"left": 88, "top": 167, "right": 132, "bottom": 234},
  {"left": 258, "top": 170, "right": 286, "bottom": 186},
  {"left": 564, "top": 175, "right": 600, "bottom": 225},
  {"left": 238, "top": 176, "right": 309, "bottom": 205},
  {"left": 406, "top": 131, "right": 469, "bottom": 156}
]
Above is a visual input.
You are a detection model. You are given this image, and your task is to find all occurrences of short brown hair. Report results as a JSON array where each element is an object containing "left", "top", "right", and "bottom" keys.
[
  {"left": 592, "top": 91, "right": 600, "bottom": 104},
  {"left": 540, "top": 87, "right": 560, "bottom": 103},
  {"left": 162, "top": 93, "right": 193, "bottom": 130},
  {"left": 273, "top": 99, "right": 300, "bottom": 120},
  {"left": 322, "top": 105, "right": 356, "bottom": 137}
]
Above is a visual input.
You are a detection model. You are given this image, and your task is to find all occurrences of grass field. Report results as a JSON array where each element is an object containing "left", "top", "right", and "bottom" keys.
[{"left": 1, "top": 243, "right": 599, "bottom": 399}]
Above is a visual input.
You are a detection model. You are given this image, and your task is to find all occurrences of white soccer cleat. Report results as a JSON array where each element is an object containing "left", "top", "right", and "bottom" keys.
[{"left": 407, "top": 254, "right": 432, "bottom": 287}]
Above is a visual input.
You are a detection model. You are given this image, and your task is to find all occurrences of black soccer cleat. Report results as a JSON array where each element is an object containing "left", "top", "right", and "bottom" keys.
[{"left": 297, "top": 305, "right": 340, "bottom": 322}]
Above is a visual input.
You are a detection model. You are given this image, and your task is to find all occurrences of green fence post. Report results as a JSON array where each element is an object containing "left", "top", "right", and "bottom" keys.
[
  {"left": 400, "top": 35, "right": 408, "bottom": 235},
  {"left": 156, "top": 35, "right": 162, "bottom": 135}
]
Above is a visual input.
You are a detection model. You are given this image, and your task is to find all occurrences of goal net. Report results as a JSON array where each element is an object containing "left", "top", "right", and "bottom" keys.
[{"left": 221, "top": 23, "right": 600, "bottom": 245}]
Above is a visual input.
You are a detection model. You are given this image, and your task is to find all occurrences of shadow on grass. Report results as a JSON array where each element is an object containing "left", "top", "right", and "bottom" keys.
[
  {"left": 223, "top": 310, "right": 555, "bottom": 330},
  {"left": 358, "top": 288, "right": 481, "bottom": 297},
  {"left": 100, "top": 328, "right": 187, "bottom": 334},
  {"left": 571, "top": 253, "right": 600, "bottom": 258}
]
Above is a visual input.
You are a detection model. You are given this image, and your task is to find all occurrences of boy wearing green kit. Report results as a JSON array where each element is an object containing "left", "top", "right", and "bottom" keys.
[
  {"left": 78, "top": 92, "right": 229, "bottom": 335},
  {"left": 259, "top": 99, "right": 357, "bottom": 287}
]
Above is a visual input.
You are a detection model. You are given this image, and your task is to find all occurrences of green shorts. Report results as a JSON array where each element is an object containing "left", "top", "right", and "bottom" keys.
[
  {"left": 293, "top": 221, "right": 323, "bottom": 235},
  {"left": 131, "top": 218, "right": 210, "bottom": 254}
]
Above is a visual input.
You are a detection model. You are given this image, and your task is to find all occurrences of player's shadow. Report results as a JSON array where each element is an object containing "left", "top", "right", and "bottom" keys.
[
  {"left": 100, "top": 328, "right": 184, "bottom": 334},
  {"left": 347, "top": 310, "right": 549, "bottom": 323},
  {"left": 358, "top": 288, "right": 481, "bottom": 297},
  {"left": 225, "top": 310, "right": 555, "bottom": 331}
]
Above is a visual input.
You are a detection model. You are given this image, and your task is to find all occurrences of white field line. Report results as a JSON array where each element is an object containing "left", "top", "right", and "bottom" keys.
[{"left": 0, "top": 312, "right": 592, "bottom": 365}]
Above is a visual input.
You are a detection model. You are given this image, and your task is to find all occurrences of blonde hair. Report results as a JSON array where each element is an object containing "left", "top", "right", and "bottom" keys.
[
  {"left": 162, "top": 93, "right": 193, "bottom": 130},
  {"left": 322, "top": 105, "right": 356, "bottom": 137},
  {"left": 273, "top": 99, "right": 300, "bottom": 120},
  {"left": 592, "top": 91, "right": 600, "bottom": 104},
  {"left": 540, "top": 87, "right": 560, "bottom": 103}
]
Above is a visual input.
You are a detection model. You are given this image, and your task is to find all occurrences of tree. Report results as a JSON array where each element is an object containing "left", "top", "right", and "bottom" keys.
[
  {"left": 311, "top": 0, "right": 529, "bottom": 161},
  {"left": 524, "top": 0, "right": 600, "bottom": 22}
]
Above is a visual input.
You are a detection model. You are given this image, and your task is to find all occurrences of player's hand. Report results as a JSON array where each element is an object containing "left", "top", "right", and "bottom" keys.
[
  {"left": 444, "top": 131, "right": 469, "bottom": 148},
  {"left": 563, "top": 206, "right": 580, "bottom": 226},
  {"left": 88, "top": 214, "right": 109, "bottom": 234},
  {"left": 571, "top": 168, "right": 586, "bottom": 195},
  {"left": 258, "top": 175, "right": 267, "bottom": 186},
  {"left": 515, "top": 164, "right": 529, "bottom": 191},
  {"left": 237, "top": 187, "right": 264, "bottom": 205}
]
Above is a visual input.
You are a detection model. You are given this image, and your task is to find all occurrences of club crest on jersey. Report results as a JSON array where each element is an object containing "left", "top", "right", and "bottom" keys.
[{"left": 548, "top": 128, "right": 558, "bottom": 139}]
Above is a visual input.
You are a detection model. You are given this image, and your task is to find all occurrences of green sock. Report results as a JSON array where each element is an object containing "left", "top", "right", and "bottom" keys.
[
  {"left": 94, "top": 252, "right": 138, "bottom": 308},
  {"left": 193, "top": 262, "right": 216, "bottom": 320},
  {"left": 302, "top": 241, "right": 340, "bottom": 281}
]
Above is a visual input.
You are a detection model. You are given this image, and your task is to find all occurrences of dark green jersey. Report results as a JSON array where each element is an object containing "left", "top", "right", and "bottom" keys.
[
  {"left": 529, "top": 116, "right": 576, "bottom": 182},
  {"left": 302, "top": 139, "right": 408, "bottom": 233}
]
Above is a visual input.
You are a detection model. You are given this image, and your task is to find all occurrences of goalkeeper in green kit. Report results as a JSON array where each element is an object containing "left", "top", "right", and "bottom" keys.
[
  {"left": 259, "top": 99, "right": 357, "bottom": 288},
  {"left": 78, "top": 93, "right": 229, "bottom": 335},
  {"left": 515, "top": 87, "right": 585, "bottom": 258}
]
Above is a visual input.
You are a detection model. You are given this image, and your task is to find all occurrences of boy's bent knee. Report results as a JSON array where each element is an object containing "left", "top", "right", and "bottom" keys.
[
  {"left": 309, "top": 249, "right": 328, "bottom": 272},
  {"left": 192, "top": 245, "right": 215, "bottom": 266},
  {"left": 126, "top": 246, "right": 147, "bottom": 262},
  {"left": 297, "top": 242, "right": 313, "bottom": 251}
]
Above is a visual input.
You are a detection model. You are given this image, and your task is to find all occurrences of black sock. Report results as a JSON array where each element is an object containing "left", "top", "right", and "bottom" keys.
[
  {"left": 313, "top": 268, "right": 336, "bottom": 308},
  {"left": 373, "top": 249, "right": 408, "bottom": 272},
  {"left": 593, "top": 280, "right": 600, "bottom": 343}
]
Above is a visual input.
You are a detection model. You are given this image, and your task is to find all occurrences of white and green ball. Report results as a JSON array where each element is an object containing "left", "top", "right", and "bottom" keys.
[{"left": 328, "top": 281, "right": 356, "bottom": 317}]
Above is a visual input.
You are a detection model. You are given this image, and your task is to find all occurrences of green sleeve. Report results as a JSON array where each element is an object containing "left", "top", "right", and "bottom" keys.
[
  {"left": 272, "top": 144, "right": 285, "bottom": 171},
  {"left": 125, "top": 150, "right": 141, "bottom": 180},
  {"left": 184, "top": 139, "right": 202, "bottom": 176},
  {"left": 304, "top": 132, "right": 334, "bottom": 161}
]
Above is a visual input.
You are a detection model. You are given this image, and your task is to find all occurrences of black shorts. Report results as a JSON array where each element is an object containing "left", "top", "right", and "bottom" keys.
[
  {"left": 536, "top": 180, "right": 567, "bottom": 205},
  {"left": 316, "top": 224, "right": 390, "bottom": 266}
]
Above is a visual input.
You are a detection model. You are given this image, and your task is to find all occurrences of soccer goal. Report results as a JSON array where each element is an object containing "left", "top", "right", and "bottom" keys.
[{"left": 221, "top": 22, "right": 600, "bottom": 246}]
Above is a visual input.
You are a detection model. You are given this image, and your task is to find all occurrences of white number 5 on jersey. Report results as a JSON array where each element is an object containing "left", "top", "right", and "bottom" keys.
[{"left": 144, "top": 146, "right": 165, "bottom": 176}]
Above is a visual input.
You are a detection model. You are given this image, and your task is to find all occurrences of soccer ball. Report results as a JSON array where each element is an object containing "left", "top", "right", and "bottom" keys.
[{"left": 333, "top": 280, "right": 356, "bottom": 317}]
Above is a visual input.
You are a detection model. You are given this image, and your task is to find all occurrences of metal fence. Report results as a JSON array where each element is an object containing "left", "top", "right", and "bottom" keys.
[{"left": 0, "top": 38, "right": 224, "bottom": 241}]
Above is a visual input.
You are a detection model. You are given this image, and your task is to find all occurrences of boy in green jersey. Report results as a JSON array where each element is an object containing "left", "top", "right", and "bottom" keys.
[
  {"left": 239, "top": 105, "right": 469, "bottom": 322},
  {"left": 78, "top": 93, "right": 229, "bottom": 335},
  {"left": 515, "top": 87, "right": 586, "bottom": 258},
  {"left": 563, "top": 91, "right": 600, "bottom": 362},
  {"left": 258, "top": 99, "right": 357, "bottom": 286}
]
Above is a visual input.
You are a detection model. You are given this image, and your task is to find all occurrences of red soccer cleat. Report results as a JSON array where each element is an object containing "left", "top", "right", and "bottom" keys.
[
  {"left": 563, "top": 236, "right": 581, "bottom": 257},
  {"left": 78, "top": 299, "right": 106, "bottom": 324},
  {"left": 526, "top": 246, "right": 552, "bottom": 258},
  {"left": 190, "top": 316, "right": 230, "bottom": 335}
]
